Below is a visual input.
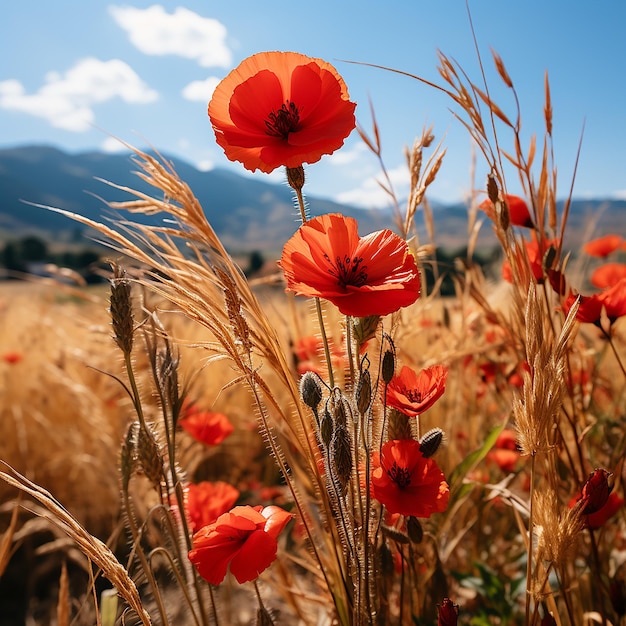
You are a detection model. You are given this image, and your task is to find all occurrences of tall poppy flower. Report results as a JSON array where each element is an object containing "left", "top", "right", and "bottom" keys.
[
  {"left": 564, "top": 277, "right": 626, "bottom": 326},
  {"left": 208, "top": 51, "right": 356, "bottom": 173},
  {"left": 188, "top": 505, "right": 292, "bottom": 585},
  {"left": 179, "top": 402, "right": 234, "bottom": 446},
  {"left": 279, "top": 213, "right": 420, "bottom": 317},
  {"left": 371, "top": 439, "right": 450, "bottom": 518},
  {"left": 480, "top": 194, "right": 534, "bottom": 229},
  {"left": 583, "top": 234, "right": 623, "bottom": 258},
  {"left": 186, "top": 481, "right": 241, "bottom": 533},
  {"left": 384, "top": 364, "right": 448, "bottom": 417},
  {"left": 591, "top": 263, "right": 626, "bottom": 289}
]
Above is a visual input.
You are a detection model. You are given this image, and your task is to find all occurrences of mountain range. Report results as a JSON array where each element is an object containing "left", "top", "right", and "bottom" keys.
[{"left": 1, "top": 145, "right": 625, "bottom": 254}]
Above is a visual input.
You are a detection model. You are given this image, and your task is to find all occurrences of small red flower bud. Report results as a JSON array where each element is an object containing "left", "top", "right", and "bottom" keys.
[
  {"left": 580, "top": 468, "right": 613, "bottom": 515},
  {"left": 437, "top": 597, "right": 459, "bottom": 626}
]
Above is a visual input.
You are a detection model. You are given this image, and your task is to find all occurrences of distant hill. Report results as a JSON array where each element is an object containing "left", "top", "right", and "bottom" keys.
[
  {"left": 1, "top": 145, "right": 625, "bottom": 254},
  {"left": 0, "top": 145, "right": 392, "bottom": 254}
]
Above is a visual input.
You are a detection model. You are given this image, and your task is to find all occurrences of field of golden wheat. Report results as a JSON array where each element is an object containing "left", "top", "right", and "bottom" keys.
[{"left": 2, "top": 43, "right": 626, "bottom": 626}]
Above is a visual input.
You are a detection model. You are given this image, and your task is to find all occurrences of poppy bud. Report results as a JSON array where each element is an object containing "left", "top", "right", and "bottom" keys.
[
  {"left": 407, "top": 516, "right": 423, "bottom": 544},
  {"left": 382, "top": 349, "right": 395, "bottom": 384},
  {"left": 300, "top": 371, "right": 323, "bottom": 416},
  {"left": 580, "top": 468, "right": 613, "bottom": 515},
  {"left": 320, "top": 409, "right": 333, "bottom": 448},
  {"left": 286, "top": 165, "right": 305, "bottom": 192},
  {"left": 420, "top": 428, "right": 445, "bottom": 458},
  {"left": 331, "top": 423, "right": 352, "bottom": 497},
  {"left": 356, "top": 368, "right": 372, "bottom": 415},
  {"left": 437, "top": 597, "right": 459, "bottom": 626}
]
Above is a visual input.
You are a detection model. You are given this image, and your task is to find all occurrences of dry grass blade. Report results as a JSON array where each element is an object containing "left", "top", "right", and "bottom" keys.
[
  {"left": 0, "top": 499, "right": 20, "bottom": 577},
  {"left": 0, "top": 462, "right": 152, "bottom": 626},
  {"left": 57, "top": 559, "right": 70, "bottom": 626}
]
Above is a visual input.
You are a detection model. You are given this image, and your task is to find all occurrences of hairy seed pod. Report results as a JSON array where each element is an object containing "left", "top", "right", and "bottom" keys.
[
  {"left": 300, "top": 371, "right": 323, "bottom": 416},
  {"left": 256, "top": 606, "right": 276, "bottom": 626},
  {"left": 407, "top": 516, "right": 424, "bottom": 544},
  {"left": 420, "top": 428, "right": 445, "bottom": 458},
  {"left": 382, "top": 350, "right": 395, "bottom": 384},
  {"left": 331, "top": 423, "right": 352, "bottom": 497},
  {"left": 382, "top": 525, "right": 409, "bottom": 544},
  {"left": 320, "top": 409, "right": 333, "bottom": 448},
  {"left": 356, "top": 368, "right": 372, "bottom": 415},
  {"left": 329, "top": 389, "right": 350, "bottom": 429}
]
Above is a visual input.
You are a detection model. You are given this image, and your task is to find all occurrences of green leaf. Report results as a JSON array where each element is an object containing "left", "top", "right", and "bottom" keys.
[{"left": 448, "top": 422, "right": 505, "bottom": 503}]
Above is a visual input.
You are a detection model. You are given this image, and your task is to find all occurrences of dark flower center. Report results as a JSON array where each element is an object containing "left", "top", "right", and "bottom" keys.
[
  {"left": 405, "top": 389, "right": 424, "bottom": 403},
  {"left": 388, "top": 462, "right": 411, "bottom": 489},
  {"left": 265, "top": 101, "right": 300, "bottom": 139},
  {"left": 325, "top": 254, "right": 369, "bottom": 289}
]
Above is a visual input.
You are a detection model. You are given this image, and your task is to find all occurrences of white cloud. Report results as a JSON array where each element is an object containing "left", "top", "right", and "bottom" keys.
[
  {"left": 182, "top": 76, "right": 220, "bottom": 102},
  {"left": 109, "top": 5, "right": 231, "bottom": 68},
  {"left": 101, "top": 136, "right": 130, "bottom": 153},
  {"left": 336, "top": 164, "right": 410, "bottom": 209},
  {"left": 0, "top": 57, "right": 158, "bottom": 132},
  {"left": 326, "top": 142, "right": 367, "bottom": 166},
  {"left": 610, "top": 189, "right": 626, "bottom": 200},
  {"left": 196, "top": 159, "right": 214, "bottom": 172}
]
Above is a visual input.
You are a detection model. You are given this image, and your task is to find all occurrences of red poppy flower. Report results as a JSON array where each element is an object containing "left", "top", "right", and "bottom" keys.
[
  {"left": 1, "top": 352, "right": 23, "bottom": 364},
  {"left": 208, "top": 51, "right": 356, "bottom": 173},
  {"left": 179, "top": 402, "right": 234, "bottom": 446},
  {"left": 591, "top": 263, "right": 626, "bottom": 289},
  {"left": 186, "top": 481, "right": 240, "bottom": 533},
  {"left": 371, "top": 439, "right": 450, "bottom": 518},
  {"left": 583, "top": 234, "right": 623, "bottom": 258},
  {"left": 188, "top": 505, "right": 292, "bottom": 585},
  {"left": 279, "top": 213, "right": 421, "bottom": 317},
  {"left": 480, "top": 194, "right": 534, "bottom": 228},
  {"left": 564, "top": 277, "right": 626, "bottom": 325},
  {"left": 502, "top": 237, "right": 562, "bottom": 286},
  {"left": 384, "top": 365, "right": 448, "bottom": 417},
  {"left": 586, "top": 492, "right": 624, "bottom": 529}
]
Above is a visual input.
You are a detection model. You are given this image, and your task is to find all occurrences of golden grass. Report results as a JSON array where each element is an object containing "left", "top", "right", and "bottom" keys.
[{"left": 1, "top": 44, "right": 626, "bottom": 626}]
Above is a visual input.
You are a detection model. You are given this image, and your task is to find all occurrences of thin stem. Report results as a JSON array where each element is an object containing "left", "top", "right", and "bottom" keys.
[{"left": 525, "top": 453, "right": 536, "bottom": 626}]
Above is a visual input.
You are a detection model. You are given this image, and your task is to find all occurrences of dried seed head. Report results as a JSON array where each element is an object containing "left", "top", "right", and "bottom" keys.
[
  {"left": 300, "top": 371, "right": 323, "bottom": 416},
  {"left": 387, "top": 409, "right": 412, "bottom": 441},
  {"left": 156, "top": 345, "right": 180, "bottom": 416},
  {"left": 216, "top": 267, "right": 251, "bottom": 352},
  {"left": 499, "top": 198, "right": 511, "bottom": 231},
  {"left": 120, "top": 420, "right": 139, "bottom": 491},
  {"left": 381, "top": 525, "right": 409, "bottom": 544},
  {"left": 331, "top": 423, "right": 352, "bottom": 497},
  {"left": 487, "top": 173, "right": 499, "bottom": 205},
  {"left": 407, "top": 516, "right": 423, "bottom": 544},
  {"left": 109, "top": 263, "right": 134, "bottom": 354},
  {"left": 420, "top": 428, "right": 445, "bottom": 458},
  {"left": 137, "top": 424, "right": 163, "bottom": 488},
  {"left": 355, "top": 368, "right": 372, "bottom": 415}
]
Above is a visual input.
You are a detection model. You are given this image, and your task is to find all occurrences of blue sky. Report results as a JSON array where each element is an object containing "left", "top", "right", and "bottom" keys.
[{"left": 2, "top": 1, "right": 625, "bottom": 208}]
